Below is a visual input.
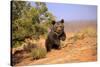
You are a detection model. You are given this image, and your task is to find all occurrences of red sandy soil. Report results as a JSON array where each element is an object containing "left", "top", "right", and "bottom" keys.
[{"left": 15, "top": 32, "right": 97, "bottom": 66}]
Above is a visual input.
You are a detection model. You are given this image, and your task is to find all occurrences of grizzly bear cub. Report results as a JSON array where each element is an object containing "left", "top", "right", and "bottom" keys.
[{"left": 45, "top": 19, "right": 66, "bottom": 52}]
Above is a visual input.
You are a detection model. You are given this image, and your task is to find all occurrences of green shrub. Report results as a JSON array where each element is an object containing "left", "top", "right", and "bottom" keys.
[
  {"left": 12, "top": 1, "right": 55, "bottom": 48},
  {"left": 31, "top": 48, "right": 47, "bottom": 59},
  {"left": 12, "top": 41, "right": 23, "bottom": 48}
]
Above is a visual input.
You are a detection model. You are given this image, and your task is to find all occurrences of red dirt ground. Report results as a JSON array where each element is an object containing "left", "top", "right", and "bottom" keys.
[{"left": 15, "top": 32, "right": 97, "bottom": 66}]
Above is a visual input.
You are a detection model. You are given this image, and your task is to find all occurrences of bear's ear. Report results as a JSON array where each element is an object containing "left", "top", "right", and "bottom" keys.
[
  {"left": 52, "top": 20, "right": 56, "bottom": 25},
  {"left": 61, "top": 19, "right": 64, "bottom": 23}
]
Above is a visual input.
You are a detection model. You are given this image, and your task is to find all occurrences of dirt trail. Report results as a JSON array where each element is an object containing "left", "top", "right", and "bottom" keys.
[{"left": 15, "top": 32, "right": 97, "bottom": 66}]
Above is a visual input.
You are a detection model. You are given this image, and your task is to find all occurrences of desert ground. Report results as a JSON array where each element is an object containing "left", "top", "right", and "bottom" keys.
[{"left": 12, "top": 20, "right": 97, "bottom": 66}]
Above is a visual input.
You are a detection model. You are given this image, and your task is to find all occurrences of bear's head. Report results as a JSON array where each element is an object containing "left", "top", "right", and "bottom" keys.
[{"left": 51, "top": 19, "right": 64, "bottom": 35}]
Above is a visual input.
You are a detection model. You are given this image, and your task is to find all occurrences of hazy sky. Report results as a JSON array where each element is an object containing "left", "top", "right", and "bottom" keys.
[{"left": 30, "top": 2, "right": 97, "bottom": 21}]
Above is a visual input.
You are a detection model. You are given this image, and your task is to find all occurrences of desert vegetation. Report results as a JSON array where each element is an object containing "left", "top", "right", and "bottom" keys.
[
  {"left": 31, "top": 48, "right": 47, "bottom": 60},
  {"left": 12, "top": 1, "right": 55, "bottom": 48}
]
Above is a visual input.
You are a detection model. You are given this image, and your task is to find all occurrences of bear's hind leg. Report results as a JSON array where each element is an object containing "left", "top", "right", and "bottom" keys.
[{"left": 46, "top": 43, "right": 52, "bottom": 52}]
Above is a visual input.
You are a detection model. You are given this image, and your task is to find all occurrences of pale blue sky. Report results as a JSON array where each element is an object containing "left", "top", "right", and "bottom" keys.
[{"left": 30, "top": 2, "right": 97, "bottom": 21}]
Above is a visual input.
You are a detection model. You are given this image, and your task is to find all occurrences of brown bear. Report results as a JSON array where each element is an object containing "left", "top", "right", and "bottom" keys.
[{"left": 45, "top": 19, "right": 66, "bottom": 52}]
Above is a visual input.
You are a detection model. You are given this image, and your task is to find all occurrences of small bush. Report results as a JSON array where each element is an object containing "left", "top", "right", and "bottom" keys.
[
  {"left": 82, "top": 27, "right": 97, "bottom": 37},
  {"left": 67, "top": 27, "right": 97, "bottom": 45},
  {"left": 31, "top": 48, "right": 47, "bottom": 59},
  {"left": 12, "top": 41, "right": 23, "bottom": 48},
  {"left": 74, "top": 27, "right": 96, "bottom": 39}
]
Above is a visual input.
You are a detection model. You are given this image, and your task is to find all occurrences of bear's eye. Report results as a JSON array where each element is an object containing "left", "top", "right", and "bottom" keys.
[{"left": 59, "top": 25, "right": 63, "bottom": 28}]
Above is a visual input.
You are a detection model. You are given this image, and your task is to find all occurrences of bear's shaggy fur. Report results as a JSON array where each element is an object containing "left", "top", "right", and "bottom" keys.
[{"left": 45, "top": 19, "right": 66, "bottom": 52}]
